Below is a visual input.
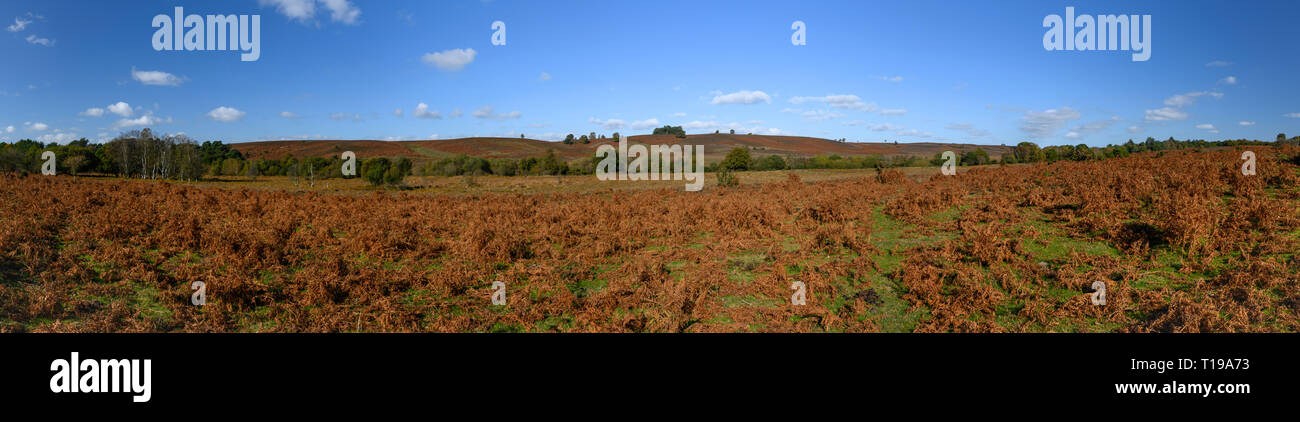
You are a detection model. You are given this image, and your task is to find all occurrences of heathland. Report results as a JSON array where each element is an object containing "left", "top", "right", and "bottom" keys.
[{"left": 2, "top": 144, "right": 1297, "bottom": 333}]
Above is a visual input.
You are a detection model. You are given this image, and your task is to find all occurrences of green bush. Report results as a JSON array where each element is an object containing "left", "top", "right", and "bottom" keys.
[
  {"left": 754, "top": 154, "right": 786, "bottom": 171},
  {"left": 360, "top": 157, "right": 412, "bottom": 187},
  {"left": 721, "top": 147, "right": 752, "bottom": 170}
]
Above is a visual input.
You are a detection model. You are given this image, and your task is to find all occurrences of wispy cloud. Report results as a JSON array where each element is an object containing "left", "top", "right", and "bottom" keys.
[
  {"left": 131, "top": 67, "right": 184, "bottom": 86},
  {"left": 470, "top": 106, "right": 520, "bottom": 120},
  {"left": 260, "top": 0, "right": 361, "bottom": 25},
  {"left": 711, "top": 90, "right": 771, "bottom": 105},
  {"left": 1144, "top": 107, "right": 1188, "bottom": 121},
  {"left": 789, "top": 94, "right": 877, "bottom": 111},
  {"left": 7, "top": 16, "right": 32, "bottom": 32},
  {"left": 25, "top": 34, "right": 53, "bottom": 46},
  {"left": 1019, "top": 107, "right": 1081, "bottom": 138},
  {"left": 945, "top": 123, "right": 989, "bottom": 137},
  {"left": 422, "top": 48, "right": 476, "bottom": 71},
  {"left": 1163, "top": 91, "right": 1222, "bottom": 107}
]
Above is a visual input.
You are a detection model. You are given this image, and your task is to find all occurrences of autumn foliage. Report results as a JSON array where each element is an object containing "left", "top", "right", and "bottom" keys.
[{"left": 1, "top": 146, "right": 1298, "bottom": 332}]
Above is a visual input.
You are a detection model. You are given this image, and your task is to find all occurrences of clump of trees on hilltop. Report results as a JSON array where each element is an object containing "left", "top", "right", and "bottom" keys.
[{"left": 652, "top": 125, "right": 687, "bottom": 138}]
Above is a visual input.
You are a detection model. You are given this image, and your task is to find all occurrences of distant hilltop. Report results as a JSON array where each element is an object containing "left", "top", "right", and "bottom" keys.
[{"left": 231, "top": 134, "right": 1013, "bottom": 164}]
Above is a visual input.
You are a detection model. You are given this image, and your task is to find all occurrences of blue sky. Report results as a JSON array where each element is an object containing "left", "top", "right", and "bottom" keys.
[{"left": 1, "top": 0, "right": 1297, "bottom": 146}]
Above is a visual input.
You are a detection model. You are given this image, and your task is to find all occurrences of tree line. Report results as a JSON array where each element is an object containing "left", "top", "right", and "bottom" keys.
[{"left": 3, "top": 129, "right": 1290, "bottom": 186}]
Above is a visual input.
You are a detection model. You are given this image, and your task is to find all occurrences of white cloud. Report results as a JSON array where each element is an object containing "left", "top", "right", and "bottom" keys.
[
  {"left": 330, "top": 112, "right": 362, "bottom": 121},
  {"left": 539, "top": 72, "right": 551, "bottom": 81},
  {"left": 28, "top": 122, "right": 48, "bottom": 131},
  {"left": 945, "top": 123, "right": 989, "bottom": 137},
  {"left": 588, "top": 117, "right": 626, "bottom": 130},
  {"left": 448, "top": 109, "right": 462, "bottom": 118},
  {"left": 25, "top": 34, "right": 53, "bottom": 46},
  {"left": 895, "top": 129, "right": 934, "bottom": 138},
  {"left": 1064, "top": 132, "right": 1082, "bottom": 139},
  {"left": 711, "top": 90, "right": 771, "bottom": 105},
  {"left": 1196, "top": 124, "right": 1216, "bottom": 130},
  {"left": 80, "top": 108, "right": 105, "bottom": 117},
  {"left": 1205, "top": 61, "right": 1232, "bottom": 67},
  {"left": 412, "top": 102, "right": 441, "bottom": 119},
  {"left": 1163, "top": 91, "right": 1223, "bottom": 107},
  {"left": 882, "top": 76, "right": 903, "bottom": 83},
  {"left": 630, "top": 118, "right": 661, "bottom": 130},
  {"left": 422, "top": 48, "right": 476, "bottom": 71},
  {"left": 1239, "top": 121, "right": 1255, "bottom": 126},
  {"left": 131, "top": 67, "right": 183, "bottom": 86},
  {"left": 1145, "top": 107, "right": 1189, "bottom": 121},
  {"left": 1127, "top": 126, "right": 1142, "bottom": 133},
  {"left": 673, "top": 112, "right": 686, "bottom": 117},
  {"left": 1071, "top": 116, "right": 1121, "bottom": 135},
  {"left": 7, "top": 16, "right": 32, "bottom": 32},
  {"left": 261, "top": 0, "right": 315, "bottom": 22},
  {"left": 319, "top": 0, "right": 361, "bottom": 24},
  {"left": 1285, "top": 113, "right": 1300, "bottom": 118},
  {"left": 1219, "top": 76, "right": 1237, "bottom": 85},
  {"left": 868, "top": 123, "right": 903, "bottom": 132},
  {"left": 801, "top": 110, "right": 844, "bottom": 122},
  {"left": 680, "top": 120, "right": 716, "bottom": 131},
  {"left": 1019, "top": 107, "right": 1081, "bottom": 138},
  {"left": 470, "top": 106, "right": 519, "bottom": 119},
  {"left": 207, "top": 106, "right": 246, "bottom": 123},
  {"left": 37, "top": 133, "right": 80, "bottom": 144},
  {"left": 280, "top": 111, "right": 300, "bottom": 118},
  {"left": 4, "top": 125, "right": 13, "bottom": 133},
  {"left": 260, "top": 0, "right": 360, "bottom": 25},
  {"left": 107, "top": 101, "right": 132, "bottom": 117},
  {"left": 392, "top": 108, "right": 402, "bottom": 117},
  {"left": 112, "top": 114, "right": 170, "bottom": 129},
  {"left": 679, "top": 120, "right": 782, "bottom": 135},
  {"left": 879, "top": 109, "right": 907, "bottom": 116},
  {"left": 788, "top": 94, "right": 877, "bottom": 111}
]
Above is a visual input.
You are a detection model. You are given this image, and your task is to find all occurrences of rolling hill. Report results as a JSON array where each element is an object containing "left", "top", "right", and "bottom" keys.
[{"left": 231, "top": 134, "right": 1014, "bottom": 164}]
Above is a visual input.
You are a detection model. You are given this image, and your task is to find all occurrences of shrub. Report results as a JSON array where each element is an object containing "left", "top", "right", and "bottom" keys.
[
  {"left": 722, "top": 147, "right": 752, "bottom": 170},
  {"left": 754, "top": 154, "right": 786, "bottom": 171},
  {"left": 360, "top": 157, "right": 412, "bottom": 187},
  {"left": 716, "top": 166, "right": 739, "bottom": 187}
]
